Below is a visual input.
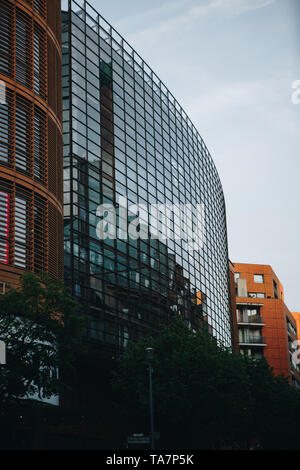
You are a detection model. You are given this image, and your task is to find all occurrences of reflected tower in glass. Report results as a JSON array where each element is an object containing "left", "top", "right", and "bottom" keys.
[{"left": 62, "top": 0, "right": 232, "bottom": 351}]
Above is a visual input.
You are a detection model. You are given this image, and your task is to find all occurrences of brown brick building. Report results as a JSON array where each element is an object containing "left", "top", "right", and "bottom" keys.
[
  {"left": 233, "top": 263, "right": 300, "bottom": 389},
  {"left": 0, "top": 0, "right": 63, "bottom": 291}
]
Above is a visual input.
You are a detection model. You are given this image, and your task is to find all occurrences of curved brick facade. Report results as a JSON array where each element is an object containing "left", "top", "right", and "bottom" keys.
[{"left": 0, "top": 0, "right": 63, "bottom": 289}]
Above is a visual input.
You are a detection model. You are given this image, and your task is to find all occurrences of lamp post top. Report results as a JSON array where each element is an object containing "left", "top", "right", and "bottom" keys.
[{"left": 145, "top": 347, "right": 154, "bottom": 362}]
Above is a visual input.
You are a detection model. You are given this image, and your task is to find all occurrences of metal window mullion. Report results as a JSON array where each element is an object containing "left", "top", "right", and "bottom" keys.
[
  {"left": 11, "top": 90, "right": 16, "bottom": 170},
  {"left": 68, "top": 2, "right": 75, "bottom": 292},
  {"left": 43, "top": 27, "right": 47, "bottom": 100},
  {"left": 44, "top": 109, "right": 48, "bottom": 193},
  {"left": 10, "top": 183, "right": 15, "bottom": 267},
  {"left": 29, "top": 15, "right": 34, "bottom": 91},
  {"left": 43, "top": 111, "right": 48, "bottom": 186},
  {"left": 45, "top": 202, "right": 50, "bottom": 275},
  {"left": 28, "top": 191, "right": 34, "bottom": 271},
  {"left": 11, "top": 2, "right": 16, "bottom": 79},
  {"left": 42, "top": 0, "right": 46, "bottom": 21},
  {"left": 29, "top": 102, "right": 34, "bottom": 178}
]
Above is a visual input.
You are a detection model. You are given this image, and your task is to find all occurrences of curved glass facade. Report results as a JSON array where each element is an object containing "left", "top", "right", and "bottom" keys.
[{"left": 63, "top": 0, "right": 232, "bottom": 348}]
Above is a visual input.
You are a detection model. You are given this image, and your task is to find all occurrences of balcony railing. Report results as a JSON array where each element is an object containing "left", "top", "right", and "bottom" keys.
[
  {"left": 239, "top": 336, "right": 266, "bottom": 345},
  {"left": 237, "top": 316, "right": 264, "bottom": 325}
]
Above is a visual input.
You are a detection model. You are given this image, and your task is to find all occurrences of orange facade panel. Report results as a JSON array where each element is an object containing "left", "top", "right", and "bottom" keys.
[
  {"left": 292, "top": 312, "right": 300, "bottom": 341},
  {"left": 234, "top": 263, "right": 284, "bottom": 301}
]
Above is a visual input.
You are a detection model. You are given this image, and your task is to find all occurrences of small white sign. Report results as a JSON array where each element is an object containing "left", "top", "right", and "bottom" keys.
[
  {"left": 127, "top": 436, "right": 150, "bottom": 444},
  {"left": 0, "top": 340, "right": 6, "bottom": 365}
]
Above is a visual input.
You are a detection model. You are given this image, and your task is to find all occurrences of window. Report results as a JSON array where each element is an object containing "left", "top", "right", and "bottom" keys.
[
  {"left": 33, "top": 25, "right": 46, "bottom": 98},
  {"left": 254, "top": 274, "right": 264, "bottom": 284},
  {"left": 236, "top": 308, "right": 242, "bottom": 322},
  {"left": 0, "top": 191, "right": 9, "bottom": 264},
  {"left": 273, "top": 280, "right": 278, "bottom": 299},
  {"left": 240, "top": 348, "right": 263, "bottom": 360},
  {"left": 234, "top": 272, "right": 240, "bottom": 282},
  {"left": 16, "top": 11, "right": 31, "bottom": 87},
  {"left": 0, "top": 1, "right": 12, "bottom": 76},
  {"left": 248, "top": 308, "right": 258, "bottom": 316},
  {"left": 15, "top": 196, "right": 28, "bottom": 268},
  {"left": 33, "top": 108, "right": 46, "bottom": 182},
  {"left": 257, "top": 293, "right": 265, "bottom": 299},
  {"left": 33, "top": 0, "right": 45, "bottom": 17},
  {"left": 0, "top": 282, "right": 10, "bottom": 294},
  {"left": 119, "top": 325, "right": 129, "bottom": 348},
  {"left": 15, "top": 97, "right": 31, "bottom": 173},
  {"left": 34, "top": 196, "right": 45, "bottom": 272},
  {"left": 0, "top": 98, "right": 11, "bottom": 165},
  {"left": 248, "top": 292, "right": 265, "bottom": 299}
]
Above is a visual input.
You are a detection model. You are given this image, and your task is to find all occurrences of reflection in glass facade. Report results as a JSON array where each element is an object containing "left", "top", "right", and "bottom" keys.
[{"left": 62, "top": 1, "right": 232, "bottom": 349}]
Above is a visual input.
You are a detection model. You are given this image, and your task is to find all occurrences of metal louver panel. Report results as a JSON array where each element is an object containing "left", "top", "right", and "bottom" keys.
[
  {"left": 0, "top": 191, "right": 9, "bottom": 264},
  {"left": 0, "top": 0, "right": 63, "bottom": 281},
  {"left": 0, "top": 1, "right": 13, "bottom": 77}
]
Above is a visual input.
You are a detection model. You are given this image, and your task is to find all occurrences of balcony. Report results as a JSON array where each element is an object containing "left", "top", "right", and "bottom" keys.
[
  {"left": 237, "top": 316, "right": 265, "bottom": 326},
  {"left": 287, "top": 322, "right": 297, "bottom": 338},
  {"left": 239, "top": 336, "right": 266, "bottom": 346}
]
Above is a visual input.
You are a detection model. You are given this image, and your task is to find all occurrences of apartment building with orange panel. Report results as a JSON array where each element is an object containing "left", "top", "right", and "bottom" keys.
[
  {"left": 229, "top": 260, "right": 239, "bottom": 352},
  {"left": 292, "top": 312, "right": 300, "bottom": 339},
  {"left": 0, "top": 0, "right": 63, "bottom": 292},
  {"left": 233, "top": 263, "right": 300, "bottom": 389}
]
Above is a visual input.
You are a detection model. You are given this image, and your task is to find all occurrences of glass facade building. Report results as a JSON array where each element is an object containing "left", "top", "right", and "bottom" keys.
[{"left": 62, "top": 0, "right": 232, "bottom": 350}]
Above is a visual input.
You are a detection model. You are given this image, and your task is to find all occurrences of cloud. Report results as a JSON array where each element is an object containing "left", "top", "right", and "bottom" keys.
[
  {"left": 184, "top": 74, "right": 300, "bottom": 138},
  {"left": 226, "top": 0, "right": 276, "bottom": 15},
  {"left": 122, "top": 0, "right": 276, "bottom": 44},
  {"left": 114, "top": 0, "right": 192, "bottom": 33},
  {"left": 182, "top": 79, "right": 264, "bottom": 130}
]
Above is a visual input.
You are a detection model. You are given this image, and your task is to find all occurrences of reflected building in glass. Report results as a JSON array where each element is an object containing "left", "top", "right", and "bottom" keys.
[{"left": 62, "top": 0, "right": 232, "bottom": 352}]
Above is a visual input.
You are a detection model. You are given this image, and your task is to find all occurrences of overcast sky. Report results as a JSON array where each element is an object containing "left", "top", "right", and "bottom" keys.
[{"left": 63, "top": 0, "right": 300, "bottom": 311}]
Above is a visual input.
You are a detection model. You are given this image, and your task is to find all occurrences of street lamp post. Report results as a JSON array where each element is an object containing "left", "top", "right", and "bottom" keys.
[{"left": 145, "top": 347, "right": 154, "bottom": 450}]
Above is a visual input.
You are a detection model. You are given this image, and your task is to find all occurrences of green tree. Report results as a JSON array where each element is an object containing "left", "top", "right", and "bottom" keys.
[
  {"left": 112, "top": 317, "right": 300, "bottom": 449},
  {"left": 112, "top": 317, "right": 253, "bottom": 449},
  {"left": 0, "top": 272, "right": 86, "bottom": 404},
  {"left": 244, "top": 356, "right": 300, "bottom": 450}
]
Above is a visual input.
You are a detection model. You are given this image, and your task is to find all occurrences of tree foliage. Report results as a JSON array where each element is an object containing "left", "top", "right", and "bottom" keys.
[
  {"left": 0, "top": 272, "right": 86, "bottom": 404},
  {"left": 112, "top": 317, "right": 300, "bottom": 449}
]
